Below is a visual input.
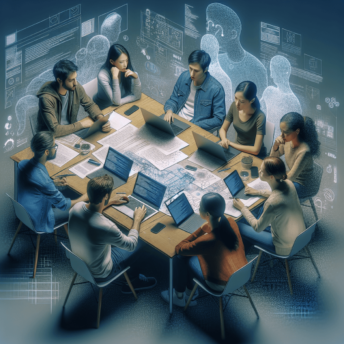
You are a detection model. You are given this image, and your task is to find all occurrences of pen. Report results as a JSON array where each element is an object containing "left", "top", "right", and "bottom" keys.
[
  {"left": 218, "top": 167, "right": 231, "bottom": 172},
  {"left": 88, "top": 159, "right": 101, "bottom": 166},
  {"left": 117, "top": 193, "right": 126, "bottom": 194},
  {"left": 55, "top": 173, "right": 76, "bottom": 178}
]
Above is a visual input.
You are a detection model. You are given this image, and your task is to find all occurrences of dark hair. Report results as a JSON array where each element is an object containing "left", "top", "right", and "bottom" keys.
[
  {"left": 31, "top": 131, "right": 54, "bottom": 158},
  {"left": 280, "top": 112, "right": 321, "bottom": 157},
  {"left": 105, "top": 44, "right": 134, "bottom": 95},
  {"left": 53, "top": 60, "right": 78, "bottom": 83},
  {"left": 188, "top": 50, "right": 211, "bottom": 71},
  {"left": 263, "top": 157, "right": 287, "bottom": 181},
  {"left": 235, "top": 81, "right": 260, "bottom": 111},
  {"left": 200, "top": 193, "right": 239, "bottom": 251},
  {"left": 87, "top": 175, "right": 114, "bottom": 205}
]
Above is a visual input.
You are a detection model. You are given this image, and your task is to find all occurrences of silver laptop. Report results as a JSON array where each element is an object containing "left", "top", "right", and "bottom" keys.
[
  {"left": 87, "top": 147, "right": 133, "bottom": 190},
  {"left": 223, "top": 169, "right": 253, "bottom": 200},
  {"left": 166, "top": 193, "right": 206, "bottom": 234},
  {"left": 112, "top": 172, "right": 167, "bottom": 222},
  {"left": 158, "top": 114, "right": 190, "bottom": 136},
  {"left": 76, "top": 113, "right": 111, "bottom": 139}
]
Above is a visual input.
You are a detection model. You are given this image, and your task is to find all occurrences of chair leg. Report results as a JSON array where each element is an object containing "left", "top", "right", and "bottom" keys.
[
  {"left": 309, "top": 198, "right": 318, "bottom": 222},
  {"left": 63, "top": 272, "right": 77, "bottom": 308},
  {"left": 63, "top": 224, "right": 69, "bottom": 237},
  {"left": 285, "top": 259, "right": 293, "bottom": 295},
  {"left": 123, "top": 271, "right": 137, "bottom": 300},
  {"left": 219, "top": 297, "right": 225, "bottom": 340},
  {"left": 33, "top": 234, "right": 41, "bottom": 278},
  {"left": 305, "top": 246, "right": 320, "bottom": 277},
  {"left": 54, "top": 229, "right": 57, "bottom": 243},
  {"left": 243, "top": 285, "right": 259, "bottom": 318},
  {"left": 251, "top": 251, "right": 262, "bottom": 282},
  {"left": 184, "top": 284, "right": 198, "bottom": 311},
  {"left": 96, "top": 288, "right": 103, "bottom": 329},
  {"left": 8, "top": 221, "right": 23, "bottom": 255}
]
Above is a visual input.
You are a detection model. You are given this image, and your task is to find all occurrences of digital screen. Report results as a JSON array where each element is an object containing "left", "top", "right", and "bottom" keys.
[
  {"left": 224, "top": 170, "right": 245, "bottom": 197},
  {"left": 167, "top": 193, "right": 194, "bottom": 226},
  {"left": 104, "top": 147, "right": 133, "bottom": 181},
  {"left": 133, "top": 172, "right": 167, "bottom": 208}
]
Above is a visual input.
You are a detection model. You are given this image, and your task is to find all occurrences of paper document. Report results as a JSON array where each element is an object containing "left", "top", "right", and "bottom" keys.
[
  {"left": 248, "top": 178, "right": 271, "bottom": 192},
  {"left": 50, "top": 143, "right": 79, "bottom": 167},
  {"left": 224, "top": 197, "right": 261, "bottom": 218},
  {"left": 109, "top": 111, "right": 131, "bottom": 130},
  {"left": 188, "top": 150, "right": 224, "bottom": 171},
  {"left": 56, "top": 134, "right": 95, "bottom": 151},
  {"left": 69, "top": 159, "right": 104, "bottom": 179},
  {"left": 192, "top": 169, "right": 221, "bottom": 189},
  {"left": 137, "top": 146, "right": 188, "bottom": 170}
]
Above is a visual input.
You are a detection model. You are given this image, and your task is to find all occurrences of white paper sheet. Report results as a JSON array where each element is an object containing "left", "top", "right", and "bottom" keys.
[
  {"left": 56, "top": 134, "right": 95, "bottom": 151},
  {"left": 188, "top": 149, "right": 224, "bottom": 171},
  {"left": 224, "top": 197, "right": 261, "bottom": 218},
  {"left": 108, "top": 111, "right": 131, "bottom": 130},
  {"left": 49, "top": 143, "right": 79, "bottom": 167},
  {"left": 69, "top": 159, "right": 104, "bottom": 179},
  {"left": 192, "top": 169, "right": 221, "bottom": 189},
  {"left": 248, "top": 178, "right": 272, "bottom": 192}
]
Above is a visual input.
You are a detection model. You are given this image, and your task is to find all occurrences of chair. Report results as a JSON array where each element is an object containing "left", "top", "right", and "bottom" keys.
[
  {"left": 251, "top": 220, "right": 321, "bottom": 295},
  {"left": 29, "top": 113, "right": 38, "bottom": 136},
  {"left": 185, "top": 257, "right": 259, "bottom": 340},
  {"left": 82, "top": 78, "right": 98, "bottom": 100},
  {"left": 61, "top": 243, "right": 137, "bottom": 328},
  {"left": 211, "top": 125, "right": 222, "bottom": 138},
  {"left": 263, "top": 120, "right": 275, "bottom": 154},
  {"left": 6, "top": 193, "right": 68, "bottom": 278}
]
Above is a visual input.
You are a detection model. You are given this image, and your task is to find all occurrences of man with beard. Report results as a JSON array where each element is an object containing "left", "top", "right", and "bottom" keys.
[
  {"left": 17, "top": 132, "right": 89, "bottom": 233},
  {"left": 37, "top": 60, "right": 111, "bottom": 137}
]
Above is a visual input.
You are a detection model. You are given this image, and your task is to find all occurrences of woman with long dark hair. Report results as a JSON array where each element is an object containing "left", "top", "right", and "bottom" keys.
[
  {"left": 161, "top": 193, "right": 247, "bottom": 307},
  {"left": 219, "top": 81, "right": 267, "bottom": 157},
  {"left": 94, "top": 44, "right": 141, "bottom": 109}
]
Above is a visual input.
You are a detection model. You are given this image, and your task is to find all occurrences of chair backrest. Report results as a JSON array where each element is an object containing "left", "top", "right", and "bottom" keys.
[
  {"left": 60, "top": 242, "right": 96, "bottom": 284},
  {"left": 288, "top": 220, "right": 319, "bottom": 257},
  {"left": 6, "top": 193, "right": 36, "bottom": 232},
  {"left": 82, "top": 78, "right": 98, "bottom": 100},
  {"left": 223, "top": 256, "right": 258, "bottom": 294},
  {"left": 309, "top": 162, "right": 323, "bottom": 196},
  {"left": 264, "top": 120, "right": 275, "bottom": 154},
  {"left": 29, "top": 113, "right": 38, "bottom": 136}
]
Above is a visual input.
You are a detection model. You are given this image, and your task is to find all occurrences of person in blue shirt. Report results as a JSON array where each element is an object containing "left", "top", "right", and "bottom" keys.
[
  {"left": 17, "top": 131, "right": 88, "bottom": 233},
  {"left": 164, "top": 50, "right": 226, "bottom": 132}
]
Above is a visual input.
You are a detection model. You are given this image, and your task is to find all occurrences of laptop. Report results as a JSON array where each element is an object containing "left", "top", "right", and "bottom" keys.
[
  {"left": 223, "top": 169, "right": 252, "bottom": 200},
  {"left": 76, "top": 113, "right": 111, "bottom": 139},
  {"left": 166, "top": 193, "right": 206, "bottom": 234},
  {"left": 113, "top": 172, "right": 167, "bottom": 221},
  {"left": 158, "top": 114, "right": 190, "bottom": 136},
  {"left": 87, "top": 147, "right": 133, "bottom": 190}
]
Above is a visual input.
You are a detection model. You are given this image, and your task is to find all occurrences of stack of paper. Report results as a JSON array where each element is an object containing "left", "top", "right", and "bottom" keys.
[
  {"left": 49, "top": 143, "right": 79, "bottom": 167},
  {"left": 108, "top": 111, "right": 131, "bottom": 130},
  {"left": 69, "top": 160, "right": 104, "bottom": 179}
]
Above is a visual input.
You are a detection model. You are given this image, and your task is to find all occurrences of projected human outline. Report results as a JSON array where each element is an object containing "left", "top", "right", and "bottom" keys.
[
  {"left": 100, "top": 12, "right": 122, "bottom": 45},
  {"left": 206, "top": 3, "right": 268, "bottom": 99},
  {"left": 260, "top": 55, "right": 302, "bottom": 141},
  {"left": 200, "top": 34, "right": 233, "bottom": 113}
]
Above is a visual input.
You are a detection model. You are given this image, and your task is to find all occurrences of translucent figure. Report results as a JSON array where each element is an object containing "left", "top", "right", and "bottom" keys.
[
  {"left": 26, "top": 69, "right": 54, "bottom": 95},
  {"left": 260, "top": 55, "right": 302, "bottom": 141},
  {"left": 15, "top": 95, "right": 39, "bottom": 136},
  {"left": 201, "top": 34, "right": 233, "bottom": 113},
  {"left": 100, "top": 12, "right": 122, "bottom": 45},
  {"left": 206, "top": 3, "right": 268, "bottom": 99}
]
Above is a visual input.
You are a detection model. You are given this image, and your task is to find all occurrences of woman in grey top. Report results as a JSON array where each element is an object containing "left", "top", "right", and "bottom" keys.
[
  {"left": 94, "top": 44, "right": 141, "bottom": 109},
  {"left": 219, "top": 81, "right": 266, "bottom": 157}
]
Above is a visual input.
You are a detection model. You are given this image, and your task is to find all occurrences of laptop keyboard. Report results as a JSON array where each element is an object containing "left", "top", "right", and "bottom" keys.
[
  {"left": 126, "top": 196, "right": 157, "bottom": 219},
  {"left": 171, "top": 123, "right": 184, "bottom": 136},
  {"left": 180, "top": 214, "right": 205, "bottom": 234}
]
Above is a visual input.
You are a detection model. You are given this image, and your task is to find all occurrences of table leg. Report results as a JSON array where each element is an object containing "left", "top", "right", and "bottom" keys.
[
  {"left": 169, "top": 257, "right": 173, "bottom": 314},
  {"left": 14, "top": 161, "right": 18, "bottom": 201}
]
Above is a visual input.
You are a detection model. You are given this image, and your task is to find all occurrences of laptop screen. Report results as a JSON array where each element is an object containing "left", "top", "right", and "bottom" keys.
[
  {"left": 166, "top": 193, "right": 194, "bottom": 226},
  {"left": 223, "top": 170, "right": 245, "bottom": 197},
  {"left": 104, "top": 147, "right": 133, "bottom": 181},
  {"left": 133, "top": 172, "right": 167, "bottom": 208}
]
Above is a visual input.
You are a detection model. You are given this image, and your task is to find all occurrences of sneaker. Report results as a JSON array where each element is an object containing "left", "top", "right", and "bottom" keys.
[
  {"left": 185, "top": 287, "right": 199, "bottom": 301},
  {"left": 121, "top": 274, "right": 157, "bottom": 294},
  {"left": 160, "top": 289, "right": 197, "bottom": 307}
]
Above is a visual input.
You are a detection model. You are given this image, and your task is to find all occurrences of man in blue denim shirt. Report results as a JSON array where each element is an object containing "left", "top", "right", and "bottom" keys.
[
  {"left": 18, "top": 131, "right": 88, "bottom": 233},
  {"left": 164, "top": 50, "right": 226, "bottom": 132}
]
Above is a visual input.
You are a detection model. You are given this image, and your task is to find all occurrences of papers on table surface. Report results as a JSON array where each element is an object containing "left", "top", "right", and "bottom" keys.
[
  {"left": 56, "top": 134, "right": 95, "bottom": 151},
  {"left": 188, "top": 149, "right": 224, "bottom": 171},
  {"left": 248, "top": 178, "right": 271, "bottom": 192},
  {"left": 137, "top": 146, "right": 188, "bottom": 171},
  {"left": 69, "top": 159, "right": 104, "bottom": 179},
  {"left": 108, "top": 111, "right": 131, "bottom": 130},
  {"left": 49, "top": 143, "right": 79, "bottom": 167},
  {"left": 224, "top": 197, "right": 260, "bottom": 218},
  {"left": 192, "top": 169, "right": 221, "bottom": 189}
]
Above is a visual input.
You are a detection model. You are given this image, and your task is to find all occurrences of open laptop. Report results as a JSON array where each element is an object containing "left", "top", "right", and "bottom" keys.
[
  {"left": 112, "top": 172, "right": 167, "bottom": 221},
  {"left": 158, "top": 114, "right": 190, "bottom": 136},
  {"left": 87, "top": 147, "right": 133, "bottom": 190},
  {"left": 166, "top": 193, "right": 206, "bottom": 234},
  {"left": 223, "top": 169, "right": 253, "bottom": 200},
  {"left": 76, "top": 113, "right": 111, "bottom": 139}
]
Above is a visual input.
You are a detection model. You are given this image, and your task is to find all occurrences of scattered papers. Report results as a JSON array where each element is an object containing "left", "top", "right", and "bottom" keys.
[
  {"left": 248, "top": 178, "right": 271, "bottom": 192},
  {"left": 50, "top": 143, "right": 79, "bottom": 167},
  {"left": 56, "top": 134, "right": 95, "bottom": 151},
  {"left": 192, "top": 169, "right": 221, "bottom": 189},
  {"left": 108, "top": 111, "right": 131, "bottom": 130},
  {"left": 69, "top": 159, "right": 104, "bottom": 179},
  {"left": 224, "top": 197, "right": 260, "bottom": 218}
]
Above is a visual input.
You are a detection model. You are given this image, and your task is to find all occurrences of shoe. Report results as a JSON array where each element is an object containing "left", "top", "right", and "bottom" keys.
[
  {"left": 121, "top": 274, "right": 157, "bottom": 294},
  {"left": 160, "top": 289, "right": 197, "bottom": 307},
  {"left": 185, "top": 287, "right": 199, "bottom": 301}
]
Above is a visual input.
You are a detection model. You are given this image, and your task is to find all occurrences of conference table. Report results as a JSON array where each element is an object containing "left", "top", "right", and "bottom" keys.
[{"left": 11, "top": 93, "right": 265, "bottom": 314}]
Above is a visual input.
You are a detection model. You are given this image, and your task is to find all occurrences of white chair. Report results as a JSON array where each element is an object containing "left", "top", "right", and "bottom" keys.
[
  {"left": 6, "top": 194, "right": 68, "bottom": 278},
  {"left": 61, "top": 243, "right": 137, "bottom": 328},
  {"left": 263, "top": 120, "right": 275, "bottom": 154},
  {"left": 185, "top": 257, "right": 259, "bottom": 340},
  {"left": 251, "top": 220, "right": 320, "bottom": 295},
  {"left": 82, "top": 78, "right": 98, "bottom": 100}
]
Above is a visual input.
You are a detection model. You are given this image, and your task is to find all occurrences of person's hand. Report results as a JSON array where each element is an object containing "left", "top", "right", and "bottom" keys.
[
  {"left": 111, "top": 66, "right": 120, "bottom": 79},
  {"left": 124, "top": 69, "right": 138, "bottom": 79},
  {"left": 233, "top": 198, "right": 245, "bottom": 211},
  {"left": 101, "top": 121, "right": 111, "bottom": 133},
  {"left": 133, "top": 205, "right": 147, "bottom": 223},
  {"left": 164, "top": 110, "right": 174, "bottom": 123},
  {"left": 273, "top": 134, "right": 285, "bottom": 151},
  {"left": 80, "top": 117, "right": 94, "bottom": 128},
  {"left": 219, "top": 139, "right": 230, "bottom": 149},
  {"left": 110, "top": 193, "right": 130, "bottom": 205},
  {"left": 53, "top": 177, "right": 68, "bottom": 187},
  {"left": 244, "top": 185, "right": 258, "bottom": 195}
]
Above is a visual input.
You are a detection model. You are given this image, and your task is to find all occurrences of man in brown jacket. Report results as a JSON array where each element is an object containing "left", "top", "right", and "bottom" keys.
[{"left": 37, "top": 60, "right": 111, "bottom": 137}]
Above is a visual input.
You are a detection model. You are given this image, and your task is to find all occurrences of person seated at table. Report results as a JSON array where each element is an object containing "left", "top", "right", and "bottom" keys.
[
  {"left": 163, "top": 50, "right": 226, "bottom": 132},
  {"left": 93, "top": 44, "right": 141, "bottom": 110},
  {"left": 233, "top": 157, "right": 305, "bottom": 256},
  {"left": 37, "top": 60, "right": 111, "bottom": 138},
  {"left": 17, "top": 131, "right": 89, "bottom": 234},
  {"left": 218, "top": 81, "right": 266, "bottom": 157},
  {"left": 68, "top": 175, "right": 157, "bottom": 293},
  {"left": 161, "top": 193, "right": 247, "bottom": 307}
]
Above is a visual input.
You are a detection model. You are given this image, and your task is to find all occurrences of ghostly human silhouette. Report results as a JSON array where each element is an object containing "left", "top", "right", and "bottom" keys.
[
  {"left": 101, "top": 12, "right": 122, "bottom": 45},
  {"left": 206, "top": 3, "right": 268, "bottom": 99},
  {"left": 201, "top": 34, "right": 233, "bottom": 112},
  {"left": 26, "top": 69, "right": 54, "bottom": 95},
  {"left": 260, "top": 55, "right": 302, "bottom": 141},
  {"left": 15, "top": 95, "right": 39, "bottom": 136}
]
